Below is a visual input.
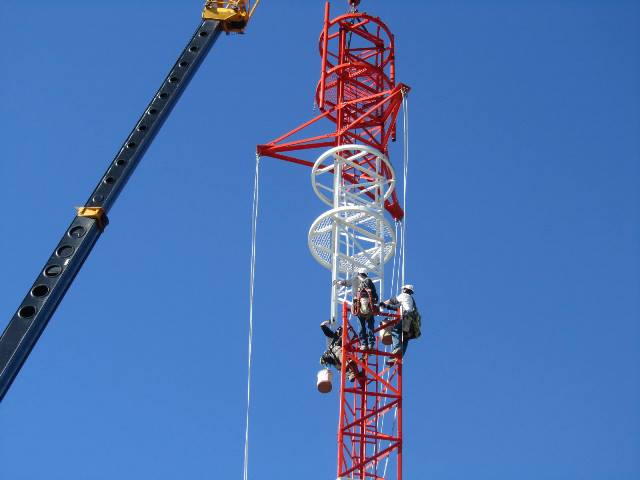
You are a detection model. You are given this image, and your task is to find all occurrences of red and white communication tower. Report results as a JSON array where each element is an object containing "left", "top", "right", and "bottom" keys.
[{"left": 258, "top": 1, "right": 409, "bottom": 478}]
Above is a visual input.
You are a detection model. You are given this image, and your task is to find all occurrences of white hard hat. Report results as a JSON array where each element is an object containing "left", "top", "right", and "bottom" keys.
[
  {"left": 357, "top": 267, "right": 367, "bottom": 275},
  {"left": 402, "top": 284, "right": 414, "bottom": 292}
]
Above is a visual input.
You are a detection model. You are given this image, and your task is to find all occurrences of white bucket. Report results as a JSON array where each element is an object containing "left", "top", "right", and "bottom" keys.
[
  {"left": 317, "top": 368, "right": 333, "bottom": 393},
  {"left": 379, "top": 321, "right": 393, "bottom": 345}
]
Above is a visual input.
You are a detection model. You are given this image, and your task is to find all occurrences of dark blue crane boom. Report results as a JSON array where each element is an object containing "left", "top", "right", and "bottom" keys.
[{"left": 0, "top": 1, "right": 257, "bottom": 402}]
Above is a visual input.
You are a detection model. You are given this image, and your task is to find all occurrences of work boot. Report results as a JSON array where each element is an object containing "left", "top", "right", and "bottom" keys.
[{"left": 386, "top": 348, "right": 402, "bottom": 366}]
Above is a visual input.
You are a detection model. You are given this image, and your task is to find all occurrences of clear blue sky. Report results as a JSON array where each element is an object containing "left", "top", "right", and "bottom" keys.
[{"left": 1, "top": 0, "right": 639, "bottom": 478}]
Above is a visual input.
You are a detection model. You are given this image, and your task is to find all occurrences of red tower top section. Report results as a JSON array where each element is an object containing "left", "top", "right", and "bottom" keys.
[{"left": 258, "top": 1, "right": 409, "bottom": 220}]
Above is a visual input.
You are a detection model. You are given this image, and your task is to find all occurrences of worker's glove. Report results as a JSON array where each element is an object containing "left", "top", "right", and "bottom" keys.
[
  {"left": 379, "top": 302, "right": 387, "bottom": 309},
  {"left": 333, "top": 279, "right": 344, "bottom": 286}
]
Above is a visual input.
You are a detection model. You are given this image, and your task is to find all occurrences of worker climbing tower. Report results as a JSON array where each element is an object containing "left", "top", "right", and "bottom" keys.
[{"left": 258, "top": 1, "right": 409, "bottom": 478}]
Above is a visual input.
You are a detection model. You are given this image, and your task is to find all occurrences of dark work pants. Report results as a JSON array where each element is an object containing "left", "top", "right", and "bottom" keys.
[
  {"left": 358, "top": 315, "right": 375, "bottom": 347},
  {"left": 391, "top": 319, "right": 409, "bottom": 356}
]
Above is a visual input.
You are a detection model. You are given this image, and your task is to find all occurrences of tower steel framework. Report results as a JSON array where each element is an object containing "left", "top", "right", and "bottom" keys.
[{"left": 258, "top": 2, "right": 409, "bottom": 479}]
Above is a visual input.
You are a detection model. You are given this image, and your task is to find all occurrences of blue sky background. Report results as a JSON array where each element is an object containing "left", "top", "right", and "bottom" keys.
[{"left": 1, "top": 0, "right": 639, "bottom": 478}]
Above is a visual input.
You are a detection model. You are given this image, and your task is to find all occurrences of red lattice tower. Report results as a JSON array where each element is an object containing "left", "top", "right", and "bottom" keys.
[
  {"left": 258, "top": 2, "right": 409, "bottom": 479},
  {"left": 337, "top": 303, "right": 404, "bottom": 480}
]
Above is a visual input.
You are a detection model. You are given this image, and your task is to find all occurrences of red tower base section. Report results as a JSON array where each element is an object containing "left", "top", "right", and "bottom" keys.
[{"left": 338, "top": 303, "right": 403, "bottom": 480}]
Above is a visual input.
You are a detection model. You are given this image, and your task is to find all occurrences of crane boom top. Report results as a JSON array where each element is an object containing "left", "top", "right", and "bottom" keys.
[{"left": 203, "top": 0, "right": 260, "bottom": 32}]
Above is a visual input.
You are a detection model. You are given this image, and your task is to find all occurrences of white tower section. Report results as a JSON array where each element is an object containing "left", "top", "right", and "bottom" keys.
[{"left": 308, "top": 144, "right": 397, "bottom": 322}]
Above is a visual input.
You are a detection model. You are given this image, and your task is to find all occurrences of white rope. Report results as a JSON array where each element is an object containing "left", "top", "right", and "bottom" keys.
[
  {"left": 382, "top": 409, "right": 398, "bottom": 478},
  {"left": 401, "top": 92, "right": 409, "bottom": 287},
  {"left": 375, "top": 223, "right": 397, "bottom": 465},
  {"left": 380, "top": 244, "right": 402, "bottom": 471},
  {"left": 381, "top": 93, "right": 409, "bottom": 478},
  {"left": 397, "top": 222, "right": 405, "bottom": 288},
  {"left": 390, "top": 220, "right": 399, "bottom": 303},
  {"left": 243, "top": 153, "right": 261, "bottom": 480},
  {"left": 395, "top": 222, "right": 402, "bottom": 299}
]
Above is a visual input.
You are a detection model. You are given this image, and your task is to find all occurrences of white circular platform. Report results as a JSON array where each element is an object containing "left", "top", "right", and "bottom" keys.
[
  {"left": 311, "top": 144, "right": 396, "bottom": 207},
  {"left": 308, "top": 205, "right": 396, "bottom": 272}
]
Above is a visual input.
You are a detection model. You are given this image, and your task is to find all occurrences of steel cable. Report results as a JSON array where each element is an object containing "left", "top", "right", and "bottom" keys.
[
  {"left": 401, "top": 92, "right": 409, "bottom": 287},
  {"left": 382, "top": 92, "right": 409, "bottom": 478},
  {"left": 243, "top": 153, "right": 261, "bottom": 480}
]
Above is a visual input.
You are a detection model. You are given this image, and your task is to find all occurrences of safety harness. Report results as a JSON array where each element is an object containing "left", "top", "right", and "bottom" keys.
[{"left": 351, "top": 279, "right": 378, "bottom": 317}]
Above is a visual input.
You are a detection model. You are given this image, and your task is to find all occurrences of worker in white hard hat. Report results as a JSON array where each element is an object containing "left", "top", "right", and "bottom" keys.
[
  {"left": 333, "top": 267, "right": 379, "bottom": 351},
  {"left": 380, "top": 284, "right": 420, "bottom": 364}
]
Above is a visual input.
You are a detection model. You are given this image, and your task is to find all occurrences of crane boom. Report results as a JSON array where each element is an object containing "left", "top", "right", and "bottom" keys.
[{"left": 0, "top": 5, "right": 247, "bottom": 402}]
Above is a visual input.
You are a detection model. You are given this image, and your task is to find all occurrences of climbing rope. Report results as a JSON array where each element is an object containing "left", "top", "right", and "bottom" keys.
[
  {"left": 382, "top": 410, "right": 398, "bottom": 477},
  {"left": 375, "top": 221, "right": 397, "bottom": 468},
  {"left": 376, "top": 222, "right": 399, "bottom": 470},
  {"left": 390, "top": 220, "right": 400, "bottom": 301},
  {"left": 243, "top": 153, "right": 261, "bottom": 480},
  {"left": 381, "top": 92, "right": 409, "bottom": 478},
  {"left": 400, "top": 91, "right": 410, "bottom": 286},
  {"left": 378, "top": 252, "right": 400, "bottom": 476}
]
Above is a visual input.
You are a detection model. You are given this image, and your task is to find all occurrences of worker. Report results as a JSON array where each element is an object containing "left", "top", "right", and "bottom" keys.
[
  {"left": 319, "top": 320, "right": 359, "bottom": 382},
  {"left": 379, "top": 284, "right": 420, "bottom": 364},
  {"left": 333, "top": 267, "right": 379, "bottom": 351}
]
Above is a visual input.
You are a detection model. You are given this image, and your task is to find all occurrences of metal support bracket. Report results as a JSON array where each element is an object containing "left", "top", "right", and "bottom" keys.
[{"left": 76, "top": 207, "right": 109, "bottom": 231}]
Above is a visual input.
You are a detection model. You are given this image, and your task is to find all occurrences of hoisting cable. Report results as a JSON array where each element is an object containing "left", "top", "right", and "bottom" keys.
[
  {"left": 390, "top": 220, "right": 400, "bottom": 301},
  {"left": 378, "top": 227, "right": 401, "bottom": 463},
  {"left": 375, "top": 220, "right": 399, "bottom": 463},
  {"left": 248, "top": 0, "right": 261, "bottom": 19},
  {"left": 382, "top": 92, "right": 410, "bottom": 478},
  {"left": 382, "top": 409, "right": 399, "bottom": 477},
  {"left": 400, "top": 91, "right": 410, "bottom": 287},
  {"left": 381, "top": 258, "right": 400, "bottom": 479},
  {"left": 243, "top": 153, "right": 261, "bottom": 480}
]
